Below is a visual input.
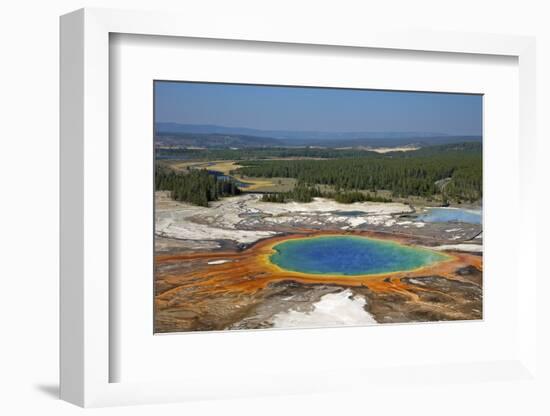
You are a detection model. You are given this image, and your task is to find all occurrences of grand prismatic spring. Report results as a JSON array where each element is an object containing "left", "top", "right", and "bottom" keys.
[{"left": 269, "top": 235, "right": 451, "bottom": 276}]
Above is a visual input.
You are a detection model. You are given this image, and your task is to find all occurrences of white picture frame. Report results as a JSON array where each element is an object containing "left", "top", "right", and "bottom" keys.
[{"left": 60, "top": 7, "right": 539, "bottom": 408}]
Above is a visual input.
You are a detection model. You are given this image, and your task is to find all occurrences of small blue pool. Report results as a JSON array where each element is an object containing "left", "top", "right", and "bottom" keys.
[{"left": 417, "top": 208, "right": 482, "bottom": 224}]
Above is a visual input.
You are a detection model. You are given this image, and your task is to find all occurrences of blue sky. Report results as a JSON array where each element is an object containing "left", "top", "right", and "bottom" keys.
[{"left": 154, "top": 81, "right": 482, "bottom": 136}]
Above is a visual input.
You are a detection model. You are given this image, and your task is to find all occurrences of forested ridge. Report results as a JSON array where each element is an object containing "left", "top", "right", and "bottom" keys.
[
  {"left": 235, "top": 143, "right": 482, "bottom": 202},
  {"left": 156, "top": 146, "right": 379, "bottom": 160},
  {"left": 156, "top": 141, "right": 480, "bottom": 161}
]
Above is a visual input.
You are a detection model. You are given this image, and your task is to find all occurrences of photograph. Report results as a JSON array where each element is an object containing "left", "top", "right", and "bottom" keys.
[{"left": 153, "top": 81, "right": 483, "bottom": 333}]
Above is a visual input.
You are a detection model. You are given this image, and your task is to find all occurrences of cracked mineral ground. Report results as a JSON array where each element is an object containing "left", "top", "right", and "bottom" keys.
[{"left": 155, "top": 192, "right": 482, "bottom": 333}]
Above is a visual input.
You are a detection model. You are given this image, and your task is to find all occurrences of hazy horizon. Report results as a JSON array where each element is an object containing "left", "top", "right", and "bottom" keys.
[
  {"left": 155, "top": 81, "right": 482, "bottom": 137},
  {"left": 155, "top": 121, "right": 482, "bottom": 137}
]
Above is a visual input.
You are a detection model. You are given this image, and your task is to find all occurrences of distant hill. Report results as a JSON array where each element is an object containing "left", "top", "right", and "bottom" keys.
[
  {"left": 314, "top": 136, "right": 481, "bottom": 148},
  {"left": 155, "top": 133, "right": 284, "bottom": 148},
  {"left": 155, "top": 122, "right": 456, "bottom": 140},
  {"left": 155, "top": 122, "right": 481, "bottom": 148}
]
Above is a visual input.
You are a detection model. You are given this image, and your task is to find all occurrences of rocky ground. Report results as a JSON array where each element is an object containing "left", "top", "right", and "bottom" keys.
[{"left": 154, "top": 191, "right": 483, "bottom": 333}]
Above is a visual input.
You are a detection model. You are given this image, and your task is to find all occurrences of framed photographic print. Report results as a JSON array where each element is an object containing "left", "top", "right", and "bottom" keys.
[{"left": 60, "top": 8, "right": 540, "bottom": 408}]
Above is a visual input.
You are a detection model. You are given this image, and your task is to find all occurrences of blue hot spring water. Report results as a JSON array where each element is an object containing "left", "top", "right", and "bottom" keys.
[
  {"left": 418, "top": 207, "right": 482, "bottom": 224},
  {"left": 269, "top": 235, "right": 448, "bottom": 276}
]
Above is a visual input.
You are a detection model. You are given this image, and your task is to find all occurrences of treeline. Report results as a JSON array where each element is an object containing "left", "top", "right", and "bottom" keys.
[
  {"left": 156, "top": 142, "right": 481, "bottom": 162},
  {"left": 261, "top": 185, "right": 392, "bottom": 204},
  {"left": 261, "top": 184, "right": 323, "bottom": 203},
  {"left": 442, "top": 165, "right": 482, "bottom": 203},
  {"left": 237, "top": 143, "right": 482, "bottom": 202},
  {"left": 156, "top": 146, "right": 378, "bottom": 161},
  {"left": 155, "top": 166, "right": 241, "bottom": 207}
]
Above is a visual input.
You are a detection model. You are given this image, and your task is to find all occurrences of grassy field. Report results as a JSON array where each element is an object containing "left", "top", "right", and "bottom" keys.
[
  {"left": 161, "top": 159, "right": 297, "bottom": 192},
  {"left": 241, "top": 177, "right": 297, "bottom": 192}
]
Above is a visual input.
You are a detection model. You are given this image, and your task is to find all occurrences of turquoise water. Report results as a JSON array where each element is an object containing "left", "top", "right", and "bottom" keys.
[
  {"left": 270, "top": 235, "right": 448, "bottom": 276},
  {"left": 418, "top": 208, "right": 482, "bottom": 224}
]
